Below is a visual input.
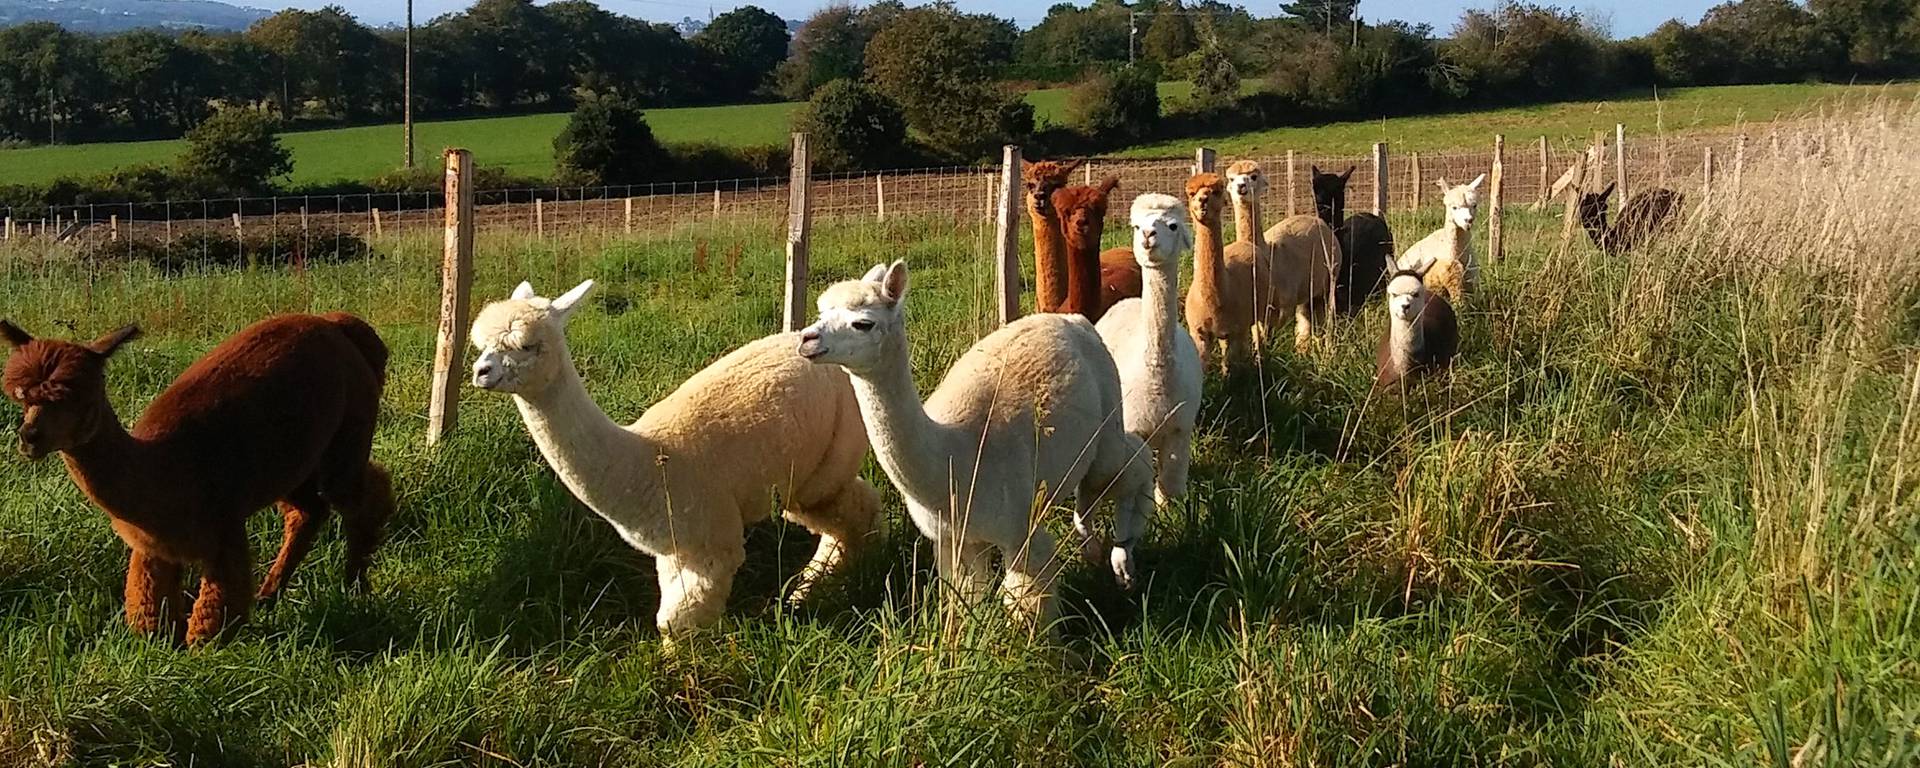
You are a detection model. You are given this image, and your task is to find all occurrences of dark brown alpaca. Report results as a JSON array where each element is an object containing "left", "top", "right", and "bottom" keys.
[
  {"left": 1023, "top": 159, "right": 1081, "bottom": 313},
  {"left": 1, "top": 313, "right": 395, "bottom": 646},
  {"left": 1053, "top": 176, "right": 1125, "bottom": 321},
  {"left": 1579, "top": 183, "right": 1686, "bottom": 254},
  {"left": 1312, "top": 165, "right": 1396, "bottom": 315}
]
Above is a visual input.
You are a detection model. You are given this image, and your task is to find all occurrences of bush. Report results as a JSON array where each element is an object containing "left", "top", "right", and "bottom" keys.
[
  {"left": 178, "top": 108, "right": 292, "bottom": 195},
  {"left": 795, "top": 79, "right": 908, "bottom": 171},
  {"left": 863, "top": 4, "right": 1028, "bottom": 160},
  {"left": 553, "top": 94, "right": 672, "bottom": 185},
  {"left": 85, "top": 228, "right": 374, "bottom": 274},
  {"left": 1189, "top": 41, "right": 1241, "bottom": 109},
  {"left": 1068, "top": 67, "right": 1161, "bottom": 146}
]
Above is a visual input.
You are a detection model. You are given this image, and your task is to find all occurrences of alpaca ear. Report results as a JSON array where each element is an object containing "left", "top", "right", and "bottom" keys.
[
  {"left": 1061, "top": 158, "right": 1085, "bottom": 176},
  {"left": 551, "top": 279, "right": 595, "bottom": 315},
  {"left": 1598, "top": 181, "right": 1616, "bottom": 199},
  {"left": 1311, "top": 164, "right": 1323, "bottom": 176},
  {"left": 1469, "top": 173, "right": 1487, "bottom": 191},
  {"left": 88, "top": 324, "right": 140, "bottom": 357},
  {"left": 881, "top": 260, "right": 910, "bottom": 304},
  {"left": 511, "top": 281, "right": 537, "bottom": 300},
  {"left": 1383, "top": 253, "right": 1400, "bottom": 275},
  {"left": 0, "top": 320, "right": 30, "bottom": 349},
  {"left": 1434, "top": 177, "right": 1450, "bottom": 192},
  {"left": 1341, "top": 165, "right": 1355, "bottom": 181},
  {"left": 860, "top": 263, "right": 889, "bottom": 283}
]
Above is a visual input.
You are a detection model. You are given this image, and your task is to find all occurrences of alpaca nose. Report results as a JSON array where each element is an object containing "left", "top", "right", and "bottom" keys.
[{"left": 472, "top": 362, "right": 497, "bottom": 387}]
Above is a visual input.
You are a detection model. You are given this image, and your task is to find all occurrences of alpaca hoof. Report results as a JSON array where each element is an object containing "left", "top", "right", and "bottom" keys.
[{"left": 1109, "top": 547, "right": 1138, "bottom": 591}]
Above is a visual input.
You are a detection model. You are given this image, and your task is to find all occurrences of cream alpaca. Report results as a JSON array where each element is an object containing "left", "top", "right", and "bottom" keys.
[
  {"left": 1217, "top": 162, "right": 1276, "bottom": 362},
  {"left": 1182, "top": 172, "right": 1254, "bottom": 372},
  {"left": 1398, "top": 174, "right": 1486, "bottom": 304},
  {"left": 470, "top": 280, "right": 880, "bottom": 636},
  {"left": 1098, "top": 193, "right": 1204, "bottom": 508},
  {"left": 799, "top": 262, "right": 1155, "bottom": 623},
  {"left": 1224, "top": 160, "right": 1342, "bottom": 351}
]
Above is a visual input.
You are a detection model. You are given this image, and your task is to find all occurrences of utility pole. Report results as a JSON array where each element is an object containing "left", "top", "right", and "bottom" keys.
[
  {"left": 1128, "top": 12, "right": 1139, "bottom": 66},
  {"left": 404, "top": 0, "right": 415, "bottom": 170}
]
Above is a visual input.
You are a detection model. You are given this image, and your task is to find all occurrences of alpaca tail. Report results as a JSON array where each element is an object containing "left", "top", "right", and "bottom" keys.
[{"left": 322, "top": 313, "right": 390, "bottom": 386}]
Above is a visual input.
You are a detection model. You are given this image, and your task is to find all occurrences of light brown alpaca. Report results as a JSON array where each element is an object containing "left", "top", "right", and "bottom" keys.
[
  {"left": 1181, "top": 173, "right": 1252, "bottom": 372},
  {"left": 1022, "top": 159, "right": 1081, "bottom": 313},
  {"left": 1262, "top": 211, "right": 1342, "bottom": 348}
]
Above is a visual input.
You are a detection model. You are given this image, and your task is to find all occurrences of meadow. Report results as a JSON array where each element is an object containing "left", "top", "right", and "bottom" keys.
[
  {"left": 1, "top": 82, "right": 1910, "bottom": 188},
  {"left": 0, "top": 103, "right": 1916, "bottom": 765}
]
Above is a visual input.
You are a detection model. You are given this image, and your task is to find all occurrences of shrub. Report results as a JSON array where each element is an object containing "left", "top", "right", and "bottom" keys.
[
  {"left": 1189, "top": 41, "right": 1241, "bottom": 109},
  {"left": 553, "top": 94, "right": 672, "bottom": 185},
  {"left": 795, "top": 79, "right": 908, "bottom": 171},
  {"left": 863, "top": 4, "right": 1028, "bottom": 160},
  {"left": 1068, "top": 67, "right": 1160, "bottom": 146},
  {"left": 177, "top": 108, "right": 292, "bottom": 195},
  {"left": 84, "top": 228, "right": 374, "bottom": 274}
]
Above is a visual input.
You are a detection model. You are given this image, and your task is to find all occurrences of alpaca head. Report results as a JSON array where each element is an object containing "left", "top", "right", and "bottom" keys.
[
  {"left": 1022, "top": 159, "right": 1082, "bottom": 218},
  {"left": 1577, "top": 182, "right": 1615, "bottom": 228},
  {"left": 1383, "top": 259, "right": 1432, "bottom": 324},
  {"left": 1185, "top": 173, "right": 1225, "bottom": 226},
  {"left": 469, "top": 280, "right": 594, "bottom": 395},
  {"left": 799, "top": 262, "right": 909, "bottom": 376},
  {"left": 1129, "top": 193, "right": 1191, "bottom": 270},
  {"left": 1052, "top": 178, "right": 1119, "bottom": 245},
  {"left": 1224, "top": 160, "right": 1267, "bottom": 203},
  {"left": 1436, "top": 174, "right": 1487, "bottom": 230},
  {"left": 1310, "top": 164, "right": 1355, "bottom": 221},
  {"left": 0, "top": 321, "right": 139, "bottom": 459}
]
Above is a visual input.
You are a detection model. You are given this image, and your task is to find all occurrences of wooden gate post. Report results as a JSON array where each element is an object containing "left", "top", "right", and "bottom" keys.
[
  {"left": 1536, "top": 136, "right": 1550, "bottom": 207},
  {"left": 1409, "top": 152, "right": 1423, "bottom": 210},
  {"left": 623, "top": 197, "right": 633, "bottom": 234},
  {"left": 428, "top": 148, "right": 475, "bottom": 446},
  {"left": 1489, "top": 134, "right": 1505, "bottom": 264},
  {"left": 1371, "top": 142, "right": 1389, "bottom": 216},
  {"left": 995, "top": 145, "right": 1023, "bottom": 325},
  {"left": 1702, "top": 147, "right": 1716, "bottom": 201},
  {"left": 1732, "top": 135, "right": 1748, "bottom": 197},
  {"left": 1285, "top": 150, "right": 1298, "bottom": 216},
  {"left": 875, "top": 176, "right": 887, "bottom": 222},
  {"left": 1194, "top": 147, "right": 1216, "bottom": 174},
  {"left": 1614, "top": 123, "right": 1628, "bottom": 212},
  {"left": 783, "top": 133, "right": 812, "bottom": 333}
]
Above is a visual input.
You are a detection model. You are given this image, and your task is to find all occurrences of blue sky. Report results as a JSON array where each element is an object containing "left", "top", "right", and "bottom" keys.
[{"left": 284, "top": 1, "right": 1726, "bottom": 38}]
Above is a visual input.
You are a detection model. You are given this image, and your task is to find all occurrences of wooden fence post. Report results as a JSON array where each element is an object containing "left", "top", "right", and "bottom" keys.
[
  {"left": 427, "top": 148, "right": 475, "bottom": 447},
  {"left": 1702, "top": 146, "right": 1716, "bottom": 201},
  {"left": 1084, "top": 162, "right": 1093, "bottom": 185},
  {"left": 1536, "top": 136, "right": 1550, "bottom": 207},
  {"left": 1489, "top": 134, "right": 1505, "bottom": 264},
  {"left": 299, "top": 206, "right": 310, "bottom": 235},
  {"left": 712, "top": 188, "right": 721, "bottom": 218},
  {"left": 1409, "top": 152, "right": 1423, "bottom": 210},
  {"left": 1371, "top": 142, "right": 1388, "bottom": 216},
  {"left": 110, "top": 214, "right": 119, "bottom": 242},
  {"left": 372, "top": 208, "right": 384, "bottom": 237},
  {"left": 1194, "top": 146, "right": 1216, "bottom": 174},
  {"left": 1285, "top": 150, "right": 1298, "bottom": 216},
  {"left": 783, "top": 132, "right": 812, "bottom": 333},
  {"left": 1614, "top": 123, "right": 1627, "bottom": 212},
  {"left": 875, "top": 176, "right": 887, "bottom": 222},
  {"left": 1732, "top": 135, "right": 1748, "bottom": 197},
  {"left": 623, "top": 197, "right": 633, "bottom": 234},
  {"left": 535, "top": 199, "right": 545, "bottom": 239},
  {"left": 3, "top": 217, "right": 11, "bottom": 240},
  {"left": 233, "top": 212, "right": 249, "bottom": 269},
  {"left": 995, "top": 145, "right": 1023, "bottom": 325}
]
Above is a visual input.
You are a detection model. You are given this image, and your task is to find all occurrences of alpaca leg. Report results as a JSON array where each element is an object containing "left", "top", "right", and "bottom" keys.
[
  {"left": 1001, "top": 527, "right": 1062, "bottom": 631},
  {"left": 124, "top": 550, "right": 185, "bottom": 642},
  {"left": 1191, "top": 327, "right": 1214, "bottom": 373},
  {"left": 654, "top": 545, "right": 745, "bottom": 637},
  {"left": 1225, "top": 329, "right": 1252, "bottom": 373},
  {"left": 258, "top": 484, "right": 332, "bottom": 602},
  {"left": 782, "top": 479, "right": 883, "bottom": 603},
  {"left": 931, "top": 537, "right": 995, "bottom": 606},
  {"left": 1095, "top": 435, "right": 1156, "bottom": 591},
  {"left": 186, "top": 535, "right": 254, "bottom": 646},
  {"left": 1293, "top": 301, "right": 1313, "bottom": 352},
  {"left": 333, "top": 463, "right": 395, "bottom": 594}
]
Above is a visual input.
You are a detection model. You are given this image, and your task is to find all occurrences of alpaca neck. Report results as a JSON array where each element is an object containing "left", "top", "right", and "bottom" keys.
[
  {"left": 1193, "top": 210, "right": 1225, "bottom": 298},
  {"left": 1029, "top": 198, "right": 1068, "bottom": 311},
  {"left": 846, "top": 338, "right": 966, "bottom": 509},
  {"left": 1316, "top": 195, "right": 1344, "bottom": 227},
  {"left": 513, "top": 347, "right": 660, "bottom": 505},
  {"left": 1582, "top": 211, "right": 1618, "bottom": 253},
  {"left": 60, "top": 408, "right": 168, "bottom": 527},
  {"left": 1142, "top": 252, "right": 1179, "bottom": 364},
  {"left": 1233, "top": 194, "right": 1263, "bottom": 245},
  {"left": 1063, "top": 222, "right": 1102, "bottom": 315},
  {"left": 1448, "top": 216, "right": 1473, "bottom": 262},
  {"left": 1388, "top": 314, "right": 1416, "bottom": 369}
]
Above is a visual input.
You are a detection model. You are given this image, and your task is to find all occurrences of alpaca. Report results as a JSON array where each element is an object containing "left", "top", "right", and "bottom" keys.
[
  {"left": 1374, "top": 256, "right": 1460, "bottom": 391},
  {"left": 1224, "top": 160, "right": 1340, "bottom": 351},
  {"left": 1397, "top": 174, "right": 1486, "bottom": 305},
  {"left": 1578, "top": 182, "right": 1686, "bottom": 254},
  {"left": 1052, "top": 177, "right": 1125, "bottom": 321},
  {"left": 470, "top": 280, "right": 880, "bottom": 636},
  {"left": 1182, "top": 172, "right": 1253, "bottom": 372},
  {"left": 1023, "top": 159, "right": 1081, "bottom": 313},
  {"left": 1311, "top": 164, "right": 1396, "bottom": 314},
  {"left": 1096, "top": 194, "right": 1204, "bottom": 508},
  {"left": 1220, "top": 161, "right": 1275, "bottom": 358},
  {"left": 799, "top": 261, "right": 1156, "bottom": 624},
  {"left": 1, "top": 314, "right": 394, "bottom": 646}
]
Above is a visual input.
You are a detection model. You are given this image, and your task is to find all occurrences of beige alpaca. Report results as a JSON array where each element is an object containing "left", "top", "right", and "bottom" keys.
[
  {"left": 1098, "top": 194, "right": 1204, "bottom": 508},
  {"left": 799, "top": 262, "right": 1156, "bottom": 624},
  {"left": 1398, "top": 174, "right": 1486, "bottom": 304},
  {"left": 1223, "top": 160, "right": 1341, "bottom": 352},
  {"left": 470, "top": 280, "right": 881, "bottom": 637},
  {"left": 1181, "top": 172, "right": 1254, "bottom": 372}
]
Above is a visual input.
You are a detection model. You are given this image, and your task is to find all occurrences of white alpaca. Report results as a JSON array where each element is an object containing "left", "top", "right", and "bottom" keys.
[
  {"left": 1397, "top": 174, "right": 1486, "bottom": 304},
  {"left": 1097, "top": 193, "right": 1203, "bottom": 508},
  {"left": 469, "top": 280, "right": 881, "bottom": 637},
  {"left": 798, "top": 261, "right": 1156, "bottom": 623}
]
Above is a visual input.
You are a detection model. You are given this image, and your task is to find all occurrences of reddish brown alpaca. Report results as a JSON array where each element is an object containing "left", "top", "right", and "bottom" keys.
[
  {"left": 1, "top": 313, "right": 395, "bottom": 646},
  {"left": 1023, "top": 159, "right": 1081, "bottom": 313},
  {"left": 1052, "top": 176, "right": 1123, "bottom": 321}
]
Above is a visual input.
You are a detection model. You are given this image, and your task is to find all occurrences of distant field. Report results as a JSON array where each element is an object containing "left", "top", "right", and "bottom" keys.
[{"left": 1, "top": 81, "right": 1910, "bottom": 187}]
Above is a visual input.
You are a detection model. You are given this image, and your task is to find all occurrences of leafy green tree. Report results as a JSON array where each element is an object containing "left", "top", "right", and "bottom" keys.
[
  {"left": 179, "top": 31, "right": 276, "bottom": 113},
  {"left": 796, "top": 78, "right": 908, "bottom": 170},
  {"left": 864, "top": 4, "right": 1027, "bottom": 160},
  {"left": 178, "top": 108, "right": 292, "bottom": 194},
  {"left": 1143, "top": 0, "right": 1199, "bottom": 63},
  {"left": 695, "top": 5, "right": 791, "bottom": 97},
  {"left": 1281, "top": 0, "right": 1360, "bottom": 35},
  {"left": 0, "top": 22, "right": 105, "bottom": 143},
  {"left": 1069, "top": 66, "right": 1160, "bottom": 144},
  {"left": 778, "top": 5, "right": 880, "bottom": 100},
  {"left": 552, "top": 93, "right": 670, "bottom": 184},
  {"left": 435, "top": 0, "right": 559, "bottom": 108},
  {"left": 1190, "top": 39, "right": 1240, "bottom": 108},
  {"left": 1811, "top": 0, "right": 1920, "bottom": 74},
  {"left": 1695, "top": 0, "right": 1841, "bottom": 83},
  {"left": 1445, "top": 4, "right": 1608, "bottom": 103},
  {"left": 1016, "top": 2, "right": 1130, "bottom": 71}
]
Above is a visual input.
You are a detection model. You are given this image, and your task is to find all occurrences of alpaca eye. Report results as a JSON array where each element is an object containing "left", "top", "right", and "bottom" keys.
[
  {"left": 1167, "top": 223, "right": 1179, "bottom": 231},
  {"left": 852, "top": 320, "right": 876, "bottom": 332}
]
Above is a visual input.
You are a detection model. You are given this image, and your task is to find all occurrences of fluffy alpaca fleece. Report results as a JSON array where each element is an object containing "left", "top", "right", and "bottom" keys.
[
  {"left": 1052, "top": 177, "right": 1125, "bottom": 321},
  {"left": 1225, "top": 160, "right": 1339, "bottom": 351},
  {"left": 1311, "top": 164, "right": 1396, "bottom": 314},
  {"left": 1096, "top": 194, "right": 1204, "bottom": 508},
  {"left": 1, "top": 314, "right": 394, "bottom": 646},
  {"left": 1023, "top": 159, "right": 1081, "bottom": 313},
  {"left": 1578, "top": 183, "right": 1686, "bottom": 255},
  {"left": 1398, "top": 174, "right": 1486, "bottom": 304},
  {"left": 1182, "top": 172, "right": 1253, "bottom": 371},
  {"left": 799, "top": 262, "right": 1155, "bottom": 624},
  {"left": 1374, "top": 261, "right": 1460, "bottom": 391},
  {"left": 470, "top": 281, "right": 880, "bottom": 636}
]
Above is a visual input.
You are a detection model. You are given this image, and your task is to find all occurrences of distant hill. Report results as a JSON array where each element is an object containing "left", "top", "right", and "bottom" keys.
[{"left": 0, "top": 0, "right": 269, "bottom": 33}]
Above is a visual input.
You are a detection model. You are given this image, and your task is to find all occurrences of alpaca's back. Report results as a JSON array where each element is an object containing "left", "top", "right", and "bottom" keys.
[
  {"left": 1617, "top": 188, "right": 1686, "bottom": 251},
  {"left": 1337, "top": 213, "right": 1394, "bottom": 313},
  {"left": 1262, "top": 214, "right": 1341, "bottom": 306},
  {"left": 639, "top": 332, "right": 868, "bottom": 512},
  {"left": 1401, "top": 226, "right": 1470, "bottom": 303}
]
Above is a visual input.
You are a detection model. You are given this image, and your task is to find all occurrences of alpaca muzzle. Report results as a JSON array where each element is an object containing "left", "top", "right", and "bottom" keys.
[{"left": 796, "top": 329, "right": 827, "bottom": 360}]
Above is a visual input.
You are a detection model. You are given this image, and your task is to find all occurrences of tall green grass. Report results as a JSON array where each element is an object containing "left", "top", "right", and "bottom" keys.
[{"left": 0, "top": 103, "right": 1916, "bottom": 765}]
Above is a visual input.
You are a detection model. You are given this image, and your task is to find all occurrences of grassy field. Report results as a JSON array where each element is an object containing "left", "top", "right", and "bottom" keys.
[{"left": 0, "top": 105, "right": 1916, "bottom": 764}]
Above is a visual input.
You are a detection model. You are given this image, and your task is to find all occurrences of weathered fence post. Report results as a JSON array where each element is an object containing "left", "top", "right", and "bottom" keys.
[
  {"left": 875, "top": 176, "right": 887, "bottom": 222},
  {"left": 1409, "top": 152, "right": 1424, "bottom": 210},
  {"left": 1614, "top": 123, "right": 1627, "bottom": 212},
  {"left": 233, "top": 212, "right": 249, "bottom": 269},
  {"left": 783, "top": 132, "right": 812, "bottom": 333},
  {"left": 1285, "top": 150, "right": 1298, "bottom": 216},
  {"left": 1536, "top": 136, "right": 1550, "bottom": 207},
  {"left": 623, "top": 197, "right": 633, "bottom": 234},
  {"left": 110, "top": 214, "right": 119, "bottom": 242},
  {"left": 712, "top": 188, "right": 721, "bottom": 218},
  {"left": 535, "top": 199, "right": 545, "bottom": 239},
  {"left": 995, "top": 145, "right": 1023, "bottom": 325},
  {"left": 1371, "top": 142, "right": 1388, "bottom": 216},
  {"left": 1194, "top": 146, "right": 1216, "bottom": 175},
  {"left": 3, "top": 217, "right": 11, "bottom": 240},
  {"left": 1702, "top": 146, "right": 1716, "bottom": 201},
  {"left": 427, "top": 148, "right": 475, "bottom": 447},
  {"left": 1489, "top": 134, "right": 1505, "bottom": 264},
  {"left": 372, "top": 207, "right": 385, "bottom": 238},
  {"left": 1732, "top": 135, "right": 1748, "bottom": 197},
  {"left": 299, "top": 206, "right": 310, "bottom": 235}
]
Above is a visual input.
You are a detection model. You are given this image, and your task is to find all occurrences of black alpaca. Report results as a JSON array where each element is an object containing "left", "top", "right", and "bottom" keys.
[
  {"left": 1578, "top": 183, "right": 1686, "bottom": 255},
  {"left": 1312, "top": 165, "right": 1396, "bottom": 314}
]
